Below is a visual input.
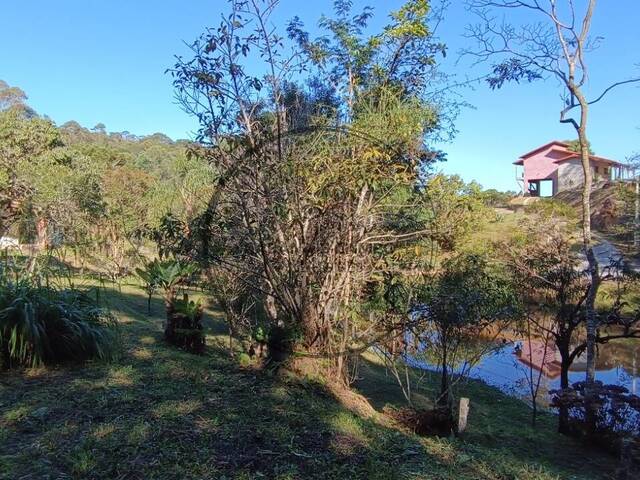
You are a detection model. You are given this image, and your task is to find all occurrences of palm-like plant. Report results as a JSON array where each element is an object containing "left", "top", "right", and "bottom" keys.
[
  {"left": 136, "top": 259, "right": 196, "bottom": 307},
  {"left": 135, "top": 264, "right": 159, "bottom": 315},
  {"left": 135, "top": 259, "right": 202, "bottom": 352},
  {"left": 0, "top": 277, "right": 117, "bottom": 369}
]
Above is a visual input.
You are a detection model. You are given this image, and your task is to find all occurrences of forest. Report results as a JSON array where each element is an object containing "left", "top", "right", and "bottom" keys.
[{"left": 1, "top": 1, "right": 640, "bottom": 479}]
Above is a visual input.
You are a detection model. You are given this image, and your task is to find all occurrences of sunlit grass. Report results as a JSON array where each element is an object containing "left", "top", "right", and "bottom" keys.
[
  {"left": 152, "top": 399, "right": 202, "bottom": 419},
  {"left": 107, "top": 365, "right": 139, "bottom": 386},
  {"left": 3, "top": 405, "right": 31, "bottom": 424},
  {"left": 0, "top": 281, "right": 621, "bottom": 480},
  {"left": 92, "top": 422, "right": 117, "bottom": 440}
]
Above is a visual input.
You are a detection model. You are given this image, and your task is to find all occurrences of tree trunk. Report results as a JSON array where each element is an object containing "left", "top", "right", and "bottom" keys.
[
  {"left": 634, "top": 179, "right": 639, "bottom": 251},
  {"left": 572, "top": 92, "right": 599, "bottom": 388},
  {"left": 574, "top": 93, "right": 600, "bottom": 436},
  {"left": 336, "top": 313, "right": 349, "bottom": 384},
  {"left": 36, "top": 217, "right": 48, "bottom": 250},
  {"left": 558, "top": 343, "right": 571, "bottom": 434},
  {"left": 439, "top": 344, "right": 450, "bottom": 408}
]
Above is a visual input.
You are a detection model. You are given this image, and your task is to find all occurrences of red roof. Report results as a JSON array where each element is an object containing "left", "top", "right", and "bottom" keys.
[
  {"left": 513, "top": 140, "right": 622, "bottom": 167},
  {"left": 516, "top": 340, "right": 562, "bottom": 379},
  {"left": 554, "top": 152, "right": 623, "bottom": 166},
  {"left": 519, "top": 140, "right": 569, "bottom": 159}
]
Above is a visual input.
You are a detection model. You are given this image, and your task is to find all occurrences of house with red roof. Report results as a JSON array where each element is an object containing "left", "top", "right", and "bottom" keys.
[{"left": 514, "top": 140, "right": 631, "bottom": 197}]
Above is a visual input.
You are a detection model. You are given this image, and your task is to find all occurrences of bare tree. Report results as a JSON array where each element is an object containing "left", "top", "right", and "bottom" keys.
[
  {"left": 466, "top": 0, "right": 640, "bottom": 406},
  {"left": 516, "top": 313, "right": 554, "bottom": 427}
]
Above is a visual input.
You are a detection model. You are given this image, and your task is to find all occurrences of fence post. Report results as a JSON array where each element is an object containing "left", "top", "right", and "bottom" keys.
[{"left": 458, "top": 397, "right": 470, "bottom": 434}]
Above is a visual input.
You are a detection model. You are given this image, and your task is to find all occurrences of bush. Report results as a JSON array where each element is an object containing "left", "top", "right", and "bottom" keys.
[
  {"left": 551, "top": 381, "right": 640, "bottom": 454},
  {"left": 0, "top": 277, "right": 117, "bottom": 368},
  {"left": 524, "top": 198, "right": 577, "bottom": 220},
  {"left": 267, "top": 324, "right": 301, "bottom": 363}
]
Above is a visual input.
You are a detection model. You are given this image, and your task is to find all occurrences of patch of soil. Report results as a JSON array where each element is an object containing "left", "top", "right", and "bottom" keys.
[{"left": 384, "top": 406, "right": 455, "bottom": 437}]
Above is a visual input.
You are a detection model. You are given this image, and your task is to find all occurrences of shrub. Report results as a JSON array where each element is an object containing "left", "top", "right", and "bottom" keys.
[
  {"left": 524, "top": 198, "right": 577, "bottom": 220},
  {"left": 551, "top": 381, "right": 640, "bottom": 454},
  {"left": 0, "top": 277, "right": 117, "bottom": 368},
  {"left": 136, "top": 259, "right": 203, "bottom": 353}
]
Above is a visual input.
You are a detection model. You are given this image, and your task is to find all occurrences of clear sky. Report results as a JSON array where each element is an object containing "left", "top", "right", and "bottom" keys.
[{"left": 2, "top": 0, "right": 639, "bottom": 192}]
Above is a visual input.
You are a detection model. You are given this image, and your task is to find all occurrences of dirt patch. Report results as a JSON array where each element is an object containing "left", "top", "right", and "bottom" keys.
[{"left": 384, "top": 406, "right": 455, "bottom": 437}]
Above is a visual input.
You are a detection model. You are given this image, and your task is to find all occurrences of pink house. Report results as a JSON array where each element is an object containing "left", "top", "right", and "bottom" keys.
[{"left": 514, "top": 140, "right": 630, "bottom": 197}]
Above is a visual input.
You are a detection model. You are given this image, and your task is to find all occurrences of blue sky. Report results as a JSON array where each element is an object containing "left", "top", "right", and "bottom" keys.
[{"left": 2, "top": 0, "right": 639, "bottom": 191}]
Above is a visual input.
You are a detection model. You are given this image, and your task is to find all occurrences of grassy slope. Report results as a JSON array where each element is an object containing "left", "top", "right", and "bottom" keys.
[{"left": 0, "top": 283, "right": 620, "bottom": 480}]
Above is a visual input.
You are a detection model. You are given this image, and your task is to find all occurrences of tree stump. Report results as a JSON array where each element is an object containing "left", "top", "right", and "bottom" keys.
[{"left": 164, "top": 294, "right": 205, "bottom": 354}]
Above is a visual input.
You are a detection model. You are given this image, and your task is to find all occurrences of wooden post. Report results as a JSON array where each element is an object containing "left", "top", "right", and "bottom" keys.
[{"left": 458, "top": 397, "right": 470, "bottom": 434}]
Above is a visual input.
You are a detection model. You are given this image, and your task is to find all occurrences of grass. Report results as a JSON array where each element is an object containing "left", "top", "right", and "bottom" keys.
[{"left": 0, "top": 281, "right": 622, "bottom": 479}]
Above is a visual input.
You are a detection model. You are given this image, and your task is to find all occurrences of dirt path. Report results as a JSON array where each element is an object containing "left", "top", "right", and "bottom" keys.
[{"left": 591, "top": 234, "right": 640, "bottom": 273}]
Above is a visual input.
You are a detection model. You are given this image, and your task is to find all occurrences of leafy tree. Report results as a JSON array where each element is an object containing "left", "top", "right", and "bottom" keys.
[
  {"left": 170, "top": 0, "right": 453, "bottom": 379},
  {"left": 413, "top": 254, "right": 518, "bottom": 410},
  {"left": 480, "top": 188, "right": 516, "bottom": 208},
  {"left": 564, "top": 139, "right": 594, "bottom": 155},
  {"left": 422, "top": 174, "right": 489, "bottom": 252},
  {"left": 0, "top": 79, "right": 36, "bottom": 117},
  {"left": 0, "top": 106, "right": 62, "bottom": 238}
]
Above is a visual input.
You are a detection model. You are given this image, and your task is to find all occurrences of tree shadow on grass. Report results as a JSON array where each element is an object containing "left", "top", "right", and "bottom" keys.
[
  {"left": 0, "top": 310, "right": 429, "bottom": 479},
  {"left": 0, "top": 287, "right": 622, "bottom": 479}
]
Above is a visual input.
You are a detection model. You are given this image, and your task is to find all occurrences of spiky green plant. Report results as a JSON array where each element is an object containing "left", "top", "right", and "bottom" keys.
[
  {"left": 0, "top": 276, "right": 117, "bottom": 369},
  {"left": 135, "top": 259, "right": 197, "bottom": 307}
]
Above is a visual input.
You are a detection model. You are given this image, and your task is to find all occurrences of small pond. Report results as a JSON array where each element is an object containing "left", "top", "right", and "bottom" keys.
[{"left": 409, "top": 336, "right": 640, "bottom": 406}]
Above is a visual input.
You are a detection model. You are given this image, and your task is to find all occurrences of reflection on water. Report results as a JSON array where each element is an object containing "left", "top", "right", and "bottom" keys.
[{"left": 410, "top": 338, "right": 640, "bottom": 406}]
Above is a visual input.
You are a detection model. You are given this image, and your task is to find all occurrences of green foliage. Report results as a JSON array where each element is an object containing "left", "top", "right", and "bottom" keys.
[
  {"left": 1, "top": 78, "right": 213, "bottom": 271},
  {"left": 422, "top": 174, "right": 491, "bottom": 252},
  {"left": 287, "top": 0, "right": 450, "bottom": 131},
  {"left": 135, "top": 259, "right": 197, "bottom": 302},
  {"left": 412, "top": 254, "right": 519, "bottom": 405},
  {"left": 172, "top": 297, "right": 202, "bottom": 321},
  {"left": 0, "top": 80, "right": 36, "bottom": 117},
  {"left": 564, "top": 139, "right": 594, "bottom": 155},
  {"left": 0, "top": 275, "right": 117, "bottom": 368},
  {"left": 170, "top": 0, "right": 456, "bottom": 372},
  {"left": 524, "top": 198, "right": 577, "bottom": 221},
  {"left": 416, "top": 254, "right": 518, "bottom": 332},
  {"left": 480, "top": 188, "right": 515, "bottom": 208},
  {"left": 0, "top": 283, "right": 617, "bottom": 480}
]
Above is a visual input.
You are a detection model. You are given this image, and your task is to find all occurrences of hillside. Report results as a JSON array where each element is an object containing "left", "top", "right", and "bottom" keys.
[
  {"left": 554, "top": 180, "right": 634, "bottom": 229},
  {"left": 0, "top": 282, "right": 619, "bottom": 480}
]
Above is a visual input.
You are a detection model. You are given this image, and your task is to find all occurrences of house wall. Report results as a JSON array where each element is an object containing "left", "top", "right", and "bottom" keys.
[
  {"left": 592, "top": 160, "right": 613, "bottom": 182},
  {"left": 523, "top": 146, "right": 566, "bottom": 192},
  {"left": 520, "top": 142, "right": 621, "bottom": 195},
  {"left": 557, "top": 159, "right": 614, "bottom": 193},
  {"left": 557, "top": 158, "right": 584, "bottom": 192}
]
